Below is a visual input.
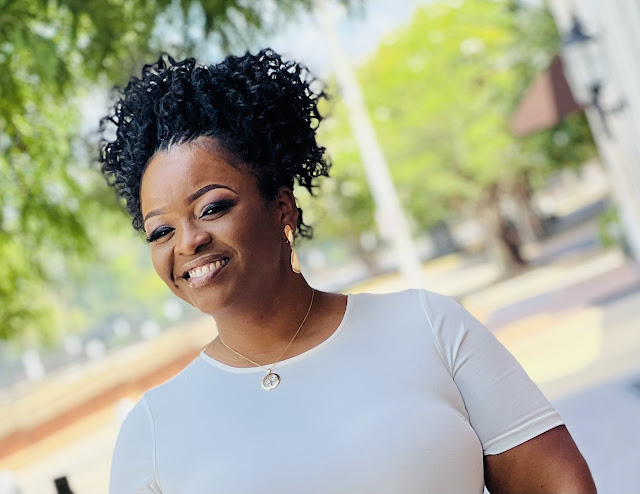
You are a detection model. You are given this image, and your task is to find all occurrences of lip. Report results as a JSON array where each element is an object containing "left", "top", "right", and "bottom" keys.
[
  {"left": 179, "top": 254, "right": 229, "bottom": 279},
  {"left": 186, "top": 259, "right": 228, "bottom": 288}
]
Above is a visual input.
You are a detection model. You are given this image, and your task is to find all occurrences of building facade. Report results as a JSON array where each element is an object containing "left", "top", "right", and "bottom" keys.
[{"left": 547, "top": 0, "right": 640, "bottom": 262}]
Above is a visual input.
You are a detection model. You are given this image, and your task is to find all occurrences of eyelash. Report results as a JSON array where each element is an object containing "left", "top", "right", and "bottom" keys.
[
  {"left": 145, "top": 200, "right": 235, "bottom": 243},
  {"left": 200, "top": 200, "right": 235, "bottom": 218}
]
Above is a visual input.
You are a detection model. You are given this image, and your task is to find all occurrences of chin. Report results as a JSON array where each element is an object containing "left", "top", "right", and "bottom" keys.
[
  {"left": 186, "top": 289, "right": 228, "bottom": 316},
  {"left": 188, "top": 282, "right": 243, "bottom": 317}
]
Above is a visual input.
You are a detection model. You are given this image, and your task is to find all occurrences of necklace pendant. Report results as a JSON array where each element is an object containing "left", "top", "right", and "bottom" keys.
[{"left": 261, "top": 371, "right": 280, "bottom": 391}]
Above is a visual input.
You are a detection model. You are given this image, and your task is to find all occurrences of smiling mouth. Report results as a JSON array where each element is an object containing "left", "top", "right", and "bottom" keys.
[{"left": 183, "top": 258, "right": 229, "bottom": 287}]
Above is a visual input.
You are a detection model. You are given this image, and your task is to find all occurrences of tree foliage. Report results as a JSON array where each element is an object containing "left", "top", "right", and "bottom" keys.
[{"left": 312, "top": 0, "right": 596, "bottom": 260}]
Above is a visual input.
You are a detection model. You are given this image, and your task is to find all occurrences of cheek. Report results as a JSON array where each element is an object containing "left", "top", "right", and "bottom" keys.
[
  {"left": 243, "top": 213, "right": 281, "bottom": 257},
  {"left": 150, "top": 249, "right": 165, "bottom": 279},
  {"left": 150, "top": 248, "right": 177, "bottom": 288},
  {"left": 151, "top": 248, "right": 195, "bottom": 305},
  {"left": 227, "top": 203, "right": 280, "bottom": 255}
]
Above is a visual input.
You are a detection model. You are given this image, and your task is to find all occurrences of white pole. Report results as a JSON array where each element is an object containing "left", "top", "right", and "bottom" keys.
[{"left": 316, "top": 0, "right": 424, "bottom": 287}]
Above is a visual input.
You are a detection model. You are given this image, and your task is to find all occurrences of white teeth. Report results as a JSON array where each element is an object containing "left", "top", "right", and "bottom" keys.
[{"left": 188, "top": 260, "right": 227, "bottom": 279}]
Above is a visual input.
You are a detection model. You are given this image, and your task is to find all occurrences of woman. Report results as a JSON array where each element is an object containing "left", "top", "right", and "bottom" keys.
[{"left": 100, "top": 49, "right": 596, "bottom": 493}]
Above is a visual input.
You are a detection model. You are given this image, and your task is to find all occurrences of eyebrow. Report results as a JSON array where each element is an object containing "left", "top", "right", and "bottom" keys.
[{"left": 143, "top": 184, "right": 236, "bottom": 223}]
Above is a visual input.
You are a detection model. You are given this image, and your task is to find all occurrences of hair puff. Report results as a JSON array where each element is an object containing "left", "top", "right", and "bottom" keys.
[{"left": 99, "top": 48, "right": 331, "bottom": 238}]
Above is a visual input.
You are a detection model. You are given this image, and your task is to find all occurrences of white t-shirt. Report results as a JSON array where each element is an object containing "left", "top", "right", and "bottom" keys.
[{"left": 110, "top": 289, "right": 563, "bottom": 494}]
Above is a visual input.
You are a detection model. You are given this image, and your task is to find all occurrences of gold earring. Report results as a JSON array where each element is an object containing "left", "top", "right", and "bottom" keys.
[{"left": 284, "top": 225, "right": 301, "bottom": 274}]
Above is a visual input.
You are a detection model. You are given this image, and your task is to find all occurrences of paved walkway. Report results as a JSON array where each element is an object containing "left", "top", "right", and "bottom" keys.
[{"left": 555, "top": 372, "right": 640, "bottom": 494}]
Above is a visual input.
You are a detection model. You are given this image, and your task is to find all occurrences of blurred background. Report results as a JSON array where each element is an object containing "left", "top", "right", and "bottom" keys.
[{"left": 0, "top": 0, "right": 639, "bottom": 492}]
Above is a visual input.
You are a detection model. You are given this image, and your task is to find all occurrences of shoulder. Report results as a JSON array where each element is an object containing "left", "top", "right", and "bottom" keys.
[
  {"left": 417, "top": 289, "right": 472, "bottom": 328},
  {"left": 143, "top": 354, "right": 207, "bottom": 409},
  {"left": 350, "top": 289, "right": 482, "bottom": 361},
  {"left": 350, "top": 288, "right": 464, "bottom": 322},
  {"left": 346, "top": 289, "right": 468, "bottom": 348},
  {"left": 349, "top": 288, "right": 425, "bottom": 308}
]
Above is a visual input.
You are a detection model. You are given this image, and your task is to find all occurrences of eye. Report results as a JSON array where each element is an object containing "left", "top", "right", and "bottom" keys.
[
  {"left": 200, "top": 199, "right": 235, "bottom": 218},
  {"left": 146, "top": 226, "right": 174, "bottom": 243}
]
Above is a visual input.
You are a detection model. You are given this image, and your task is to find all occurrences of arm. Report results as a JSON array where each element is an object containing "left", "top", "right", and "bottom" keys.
[
  {"left": 420, "top": 290, "right": 594, "bottom": 492},
  {"left": 484, "top": 425, "right": 596, "bottom": 494}
]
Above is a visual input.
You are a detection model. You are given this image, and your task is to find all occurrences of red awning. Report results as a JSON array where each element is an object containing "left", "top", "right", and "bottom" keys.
[{"left": 510, "top": 55, "right": 583, "bottom": 136}]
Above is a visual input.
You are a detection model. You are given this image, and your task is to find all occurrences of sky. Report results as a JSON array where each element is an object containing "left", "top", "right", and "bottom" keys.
[{"left": 259, "top": 0, "right": 425, "bottom": 75}]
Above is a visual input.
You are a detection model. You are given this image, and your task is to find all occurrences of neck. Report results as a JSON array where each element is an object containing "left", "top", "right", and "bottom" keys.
[{"left": 211, "top": 274, "right": 315, "bottom": 361}]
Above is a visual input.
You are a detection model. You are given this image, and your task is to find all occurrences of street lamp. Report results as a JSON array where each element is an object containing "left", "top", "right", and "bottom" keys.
[{"left": 561, "top": 14, "right": 623, "bottom": 136}]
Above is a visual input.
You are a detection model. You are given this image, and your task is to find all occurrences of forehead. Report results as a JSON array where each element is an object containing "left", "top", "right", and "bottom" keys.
[{"left": 140, "top": 140, "right": 253, "bottom": 212}]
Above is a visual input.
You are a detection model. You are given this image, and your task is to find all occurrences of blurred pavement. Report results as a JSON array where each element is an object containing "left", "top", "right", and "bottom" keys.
[{"left": 555, "top": 372, "right": 640, "bottom": 494}]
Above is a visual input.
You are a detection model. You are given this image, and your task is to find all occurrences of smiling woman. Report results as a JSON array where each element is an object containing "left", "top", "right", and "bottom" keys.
[{"left": 98, "top": 50, "right": 596, "bottom": 494}]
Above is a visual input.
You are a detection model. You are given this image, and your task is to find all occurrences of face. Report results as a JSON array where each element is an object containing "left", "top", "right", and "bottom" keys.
[{"left": 140, "top": 137, "right": 298, "bottom": 315}]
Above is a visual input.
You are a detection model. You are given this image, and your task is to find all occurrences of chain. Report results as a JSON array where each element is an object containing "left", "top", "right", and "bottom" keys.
[{"left": 218, "top": 289, "right": 315, "bottom": 373}]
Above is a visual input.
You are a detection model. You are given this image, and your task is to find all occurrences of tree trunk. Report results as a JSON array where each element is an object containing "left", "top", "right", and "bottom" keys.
[
  {"left": 511, "top": 172, "right": 546, "bottom": 242},
  {"left": 349, "top": 230, "right": 381, "bottom": 277},
  {"left": 480, "top": 184, "right": 526, "bottom": 274},
  {"left": 431, "top": 221, "right": 459, "bottom": 257}
]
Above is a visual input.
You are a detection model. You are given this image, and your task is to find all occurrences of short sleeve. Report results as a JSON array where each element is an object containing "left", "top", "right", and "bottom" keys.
[
  {"left": 420, "top": 290, "right": 564, "bottom": 455},
  {"left": 109, "top": 395, "right": 162, "bottom": 494}
]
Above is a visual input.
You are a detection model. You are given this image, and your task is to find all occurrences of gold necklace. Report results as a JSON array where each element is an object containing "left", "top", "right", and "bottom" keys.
[{"left": 218, "top": 289, "right": 315, "bottom": 390}]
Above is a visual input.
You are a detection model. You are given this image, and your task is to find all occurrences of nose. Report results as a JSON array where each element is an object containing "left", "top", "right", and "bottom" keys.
[{"left": 175, "top": 222, "right": 212, "bottom": 256}]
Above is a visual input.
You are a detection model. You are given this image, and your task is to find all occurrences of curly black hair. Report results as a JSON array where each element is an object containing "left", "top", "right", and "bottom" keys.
[{"left": 99, "top": 48, "right": 331, "bottom": 238}]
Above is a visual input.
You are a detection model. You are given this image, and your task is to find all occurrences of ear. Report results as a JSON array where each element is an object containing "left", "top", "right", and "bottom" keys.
[{"left": 275, "top": 186, "right": 299, "bottom": 232}]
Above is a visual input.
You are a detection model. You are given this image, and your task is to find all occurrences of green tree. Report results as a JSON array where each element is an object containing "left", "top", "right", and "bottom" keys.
[
  {"left": 313, "top": 0, "right": 595, "bottom": 271},
  {"left": 0, "top": 0, "right": 354, "bottom": 344}
]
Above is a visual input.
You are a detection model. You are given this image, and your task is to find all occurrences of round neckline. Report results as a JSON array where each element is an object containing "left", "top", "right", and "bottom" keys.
[{"left": 198, "top": 293, "right": 354, "bottom": 374}]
